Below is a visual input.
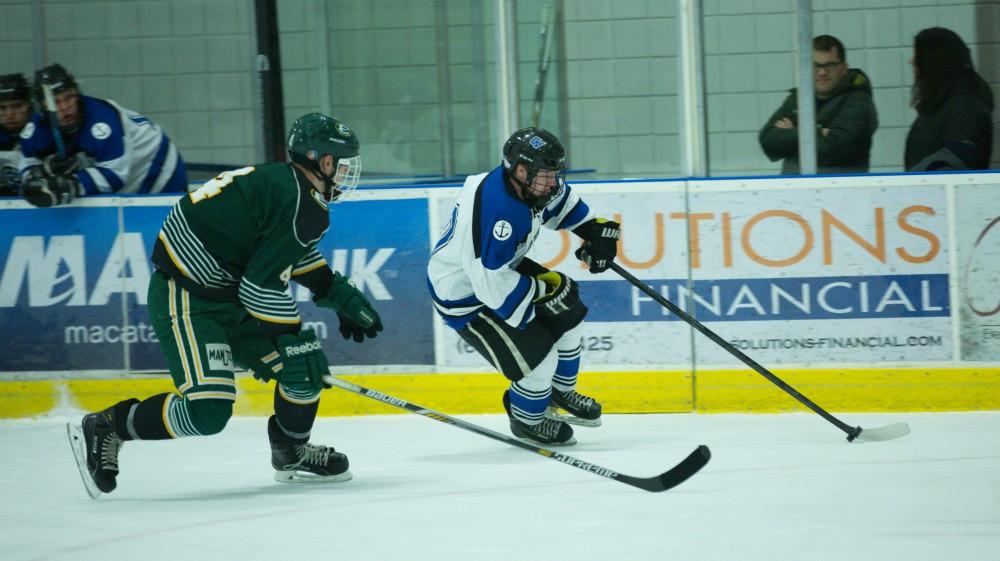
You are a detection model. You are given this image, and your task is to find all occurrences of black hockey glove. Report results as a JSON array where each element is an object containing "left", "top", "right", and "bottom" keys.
[
  {"left": 22, "top": 172, "right": 81, "bottom": 207},
  {"left": 573, "top": 218, "right": 621, "bottom": 273},
  {"left": 271, "top": 329, "right": 333, "bottom": 392},
  {"left": 313, "top": 272, "right": 384, "bottom": 342},
  {"left": 42, "top": 153, "right": 87, "bottom": 177},
  {"left": 533, "top": 271, "right": 587, "bottom": 335}
]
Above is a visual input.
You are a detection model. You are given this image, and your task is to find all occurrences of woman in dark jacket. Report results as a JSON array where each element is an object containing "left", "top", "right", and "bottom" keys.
[{"left": 905, "top": 27, "right": 995, "bottom": 171}]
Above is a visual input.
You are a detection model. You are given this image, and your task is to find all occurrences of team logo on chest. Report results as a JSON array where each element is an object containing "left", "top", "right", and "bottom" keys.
[{"left": 493, "top": 220, "right": 513, "bottom": 241}]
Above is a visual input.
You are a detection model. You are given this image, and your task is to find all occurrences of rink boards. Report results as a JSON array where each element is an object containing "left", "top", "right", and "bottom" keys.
[{"left": 2, "top": 172, "right": 999, "bottom": 416}]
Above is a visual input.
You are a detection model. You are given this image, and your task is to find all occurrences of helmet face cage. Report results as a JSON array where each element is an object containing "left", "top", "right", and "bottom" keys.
[
  {"left": 520, "top": 166, "right": 565, "bottom": 209},
  {"left": 502, "top": 127, "right": 566, "bottom": 209},
  {"left": 328, "top": 154, "right": 362, "bottom": 203}
]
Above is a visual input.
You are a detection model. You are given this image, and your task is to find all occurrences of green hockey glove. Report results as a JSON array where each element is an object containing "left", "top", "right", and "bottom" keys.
[
  {"left": 273, "top": 329, "right": 331, "bottom": 392},
  {"left": 313, "top": 273, "right": 383, "bottom": 334}
]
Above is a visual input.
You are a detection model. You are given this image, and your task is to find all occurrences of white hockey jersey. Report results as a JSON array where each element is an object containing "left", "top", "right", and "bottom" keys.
[{"left": 427, "top": 166, "right": 593, "bottom": 330}]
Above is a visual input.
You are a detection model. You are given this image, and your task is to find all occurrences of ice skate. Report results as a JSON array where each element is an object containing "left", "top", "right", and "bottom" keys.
[
  {"left": 268, "top": 418, "right": 352, "bottom": 483},
  {"left": 66, "top": 409, "right": 125, "bottom": 499},
  {"left": 546, "top": 388, "right": 602, "bottom": 427},
  {"left": 509, "top": 416, "right": 576, "bottom": 446},
  {"left": 502, "top": 389, "right": 576, "bottom": 445}
]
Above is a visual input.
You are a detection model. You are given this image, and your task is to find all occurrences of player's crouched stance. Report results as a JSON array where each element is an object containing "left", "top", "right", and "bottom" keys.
[
  {"left": 67, "top": 113, "right": 382, "bottom": 498},
  {"left": 427, "top": 127, "right": 620, "bottom": 446}
]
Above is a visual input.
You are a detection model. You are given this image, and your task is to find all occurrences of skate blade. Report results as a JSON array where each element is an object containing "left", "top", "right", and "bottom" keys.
[
  {"left": 515, "top": 434, "right": 577, "bottom": 447},
  {"left": 545, "top": 407, "right": 602, "bottom": 428},
  {"left": 66, "top": 421, "right": 101, "bottom": 500},
  {"left": 274, "top": 469, "right": 353, "bottom": 484}
]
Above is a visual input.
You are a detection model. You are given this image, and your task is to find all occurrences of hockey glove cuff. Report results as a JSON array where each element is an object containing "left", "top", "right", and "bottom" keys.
[
  {"left": 273, "top": 329, "right": 332, "bottom": 392},
  {"left": 533, "top": 271, "right": 579, "bottom": 318},
  {"left": 532, "top": 271, "right": 587, "bottom": 335},
  {"left": 573, "top": 218, "right": 620, "bottom": 273}
]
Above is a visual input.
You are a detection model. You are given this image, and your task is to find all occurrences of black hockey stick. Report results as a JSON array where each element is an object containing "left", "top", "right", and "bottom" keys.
[
  {"left": 608, "top": 262, "right": 910, "bottom": 443},
  {"left": 530, "top": 3, "right": 555, "bottom": 127},
  {"left": 323, "top": 375, "right": 710, "bottom": 492}
]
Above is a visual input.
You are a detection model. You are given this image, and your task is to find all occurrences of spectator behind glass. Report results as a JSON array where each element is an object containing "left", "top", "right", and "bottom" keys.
[
  {"left": 905, "top": 27, "right": 995, "bottom": 171},
  {"left": 759, "top": 35, "right": 878, "bottom": 174}
]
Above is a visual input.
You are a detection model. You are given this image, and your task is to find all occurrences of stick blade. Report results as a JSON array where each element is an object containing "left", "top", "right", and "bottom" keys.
[
  {"left": 620, "top": 444, "right": 711, "bottom": 492},
  {"left": 855, "top": 422, "right": 910, "bottom": 442}
]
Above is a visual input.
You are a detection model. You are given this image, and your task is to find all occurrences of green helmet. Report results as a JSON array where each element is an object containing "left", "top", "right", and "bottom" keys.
[{"left": 286, "top": 112, "right": 362, "bottom": 201}]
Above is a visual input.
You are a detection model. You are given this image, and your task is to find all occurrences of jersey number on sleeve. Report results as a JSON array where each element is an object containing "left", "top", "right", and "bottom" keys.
[{"left": 189, "top": 166, "right": 256, "bottom": 203}]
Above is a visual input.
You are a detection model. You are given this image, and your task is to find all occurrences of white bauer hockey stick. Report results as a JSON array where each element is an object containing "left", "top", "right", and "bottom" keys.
[
  {"left": 323, "top": 375, "right": 711, "bottom": 493},
  {"left": 608, "top": 262, "right": 910, "bottom": 443}
]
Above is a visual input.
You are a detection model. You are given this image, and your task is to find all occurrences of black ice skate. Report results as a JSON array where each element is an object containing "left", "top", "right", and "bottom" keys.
[
  {"left": 502, "top": 389, "right": 576, "bottom": 445},
  {"left": 66, "top": 409, "right": 125, "bottom": 499},
  {"left": 268, "top": 418, "right": 352, "bottom": 483},
  {"left": 509, "top": 416, "right": 577, "bottom": 446},
  {"left": 546, "top": 388, "right": 603, "bottom": 427}
]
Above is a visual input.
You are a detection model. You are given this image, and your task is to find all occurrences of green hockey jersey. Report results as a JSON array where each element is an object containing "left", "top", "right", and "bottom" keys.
[{"left": 152, "top": 163, "right": 334, "bottom": 335}]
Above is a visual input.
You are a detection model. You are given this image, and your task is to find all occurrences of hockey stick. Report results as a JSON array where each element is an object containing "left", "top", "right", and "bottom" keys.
[
  {"left": 323, "top": 375, "right": 710, "bottom": 493},
  {"left": 608, "top": 262, "right": 910, "bottom": 443},
  {"left": 41, "top": 83, "right": 67, "bottom": 158},
  {"left": 530, "top": 3, "right": 555, "bottom": 127}
]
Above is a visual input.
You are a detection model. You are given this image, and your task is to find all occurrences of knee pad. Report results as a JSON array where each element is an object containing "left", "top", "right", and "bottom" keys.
[
  {"left": 184, "top": 397, "right": 234, "bottom": 436},
  {"left": 555, "top": 324, "right": 583, "bottom": 351},
  {"left": 518, "top": 347, "right": 559, "bottom": 393}
]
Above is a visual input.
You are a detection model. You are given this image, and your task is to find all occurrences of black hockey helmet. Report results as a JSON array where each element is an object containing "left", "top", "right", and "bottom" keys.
[
  {"left": 286, "top": 112, "right": 362, "bottom": 202},
  {"left": 0, "top": 73, "right": 31, "bottom": 103},
  {"left": 502, "top": 127, "right": 566, "bottom": 209},
  {"left": 33, "top": 63, "right": 79, "bottom": 105}
]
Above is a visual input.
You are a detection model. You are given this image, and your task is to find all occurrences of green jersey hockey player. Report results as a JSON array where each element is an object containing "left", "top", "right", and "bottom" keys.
[{"left": 66, "top": 113, "right": 383, "bottom": 498}]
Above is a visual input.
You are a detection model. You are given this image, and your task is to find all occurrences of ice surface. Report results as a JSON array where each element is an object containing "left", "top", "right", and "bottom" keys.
[{"left": 1, "top": 411, "right": 998, "bottom": 561}]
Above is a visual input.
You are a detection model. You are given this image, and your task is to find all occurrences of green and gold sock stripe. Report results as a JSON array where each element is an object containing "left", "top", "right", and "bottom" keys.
[
  {"left": 163, "top": 393, "right": 204, "bottom": 438},
  {"left": 277, "top": 383, "right": 321, "bottom": 405}
]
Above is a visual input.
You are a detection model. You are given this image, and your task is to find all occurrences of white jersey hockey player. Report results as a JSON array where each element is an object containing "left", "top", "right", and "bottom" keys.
[
  {"left": 18, "top": 63, "right": 188, "bottom": 207},
  {"left": 427, "top": 127, "right": 621, "bottom": 445}
]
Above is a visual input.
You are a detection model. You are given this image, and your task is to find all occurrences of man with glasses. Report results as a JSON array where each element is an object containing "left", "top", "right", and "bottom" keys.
[{"left": 759, "top": 35, "right": 878, "bottom": 174}]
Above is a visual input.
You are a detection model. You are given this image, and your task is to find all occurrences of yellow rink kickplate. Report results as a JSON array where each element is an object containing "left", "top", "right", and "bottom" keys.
[{"left": 1, "top": 367, "right": 998, "bottom": 419}]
